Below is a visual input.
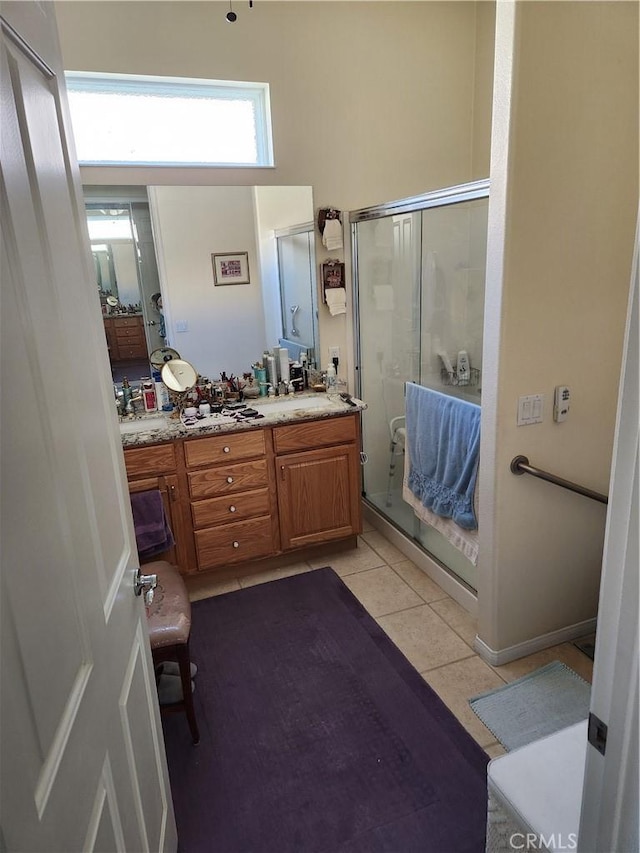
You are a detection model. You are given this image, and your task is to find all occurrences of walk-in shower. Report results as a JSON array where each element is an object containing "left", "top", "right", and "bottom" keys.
[{"left": 352, "top": 180, "right": 489, "bottom": 592}]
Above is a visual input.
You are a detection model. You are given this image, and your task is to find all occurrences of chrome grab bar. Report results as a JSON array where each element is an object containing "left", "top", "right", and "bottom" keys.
[{"left": 510, "top": 455, "right": 608, "bottom": 505}]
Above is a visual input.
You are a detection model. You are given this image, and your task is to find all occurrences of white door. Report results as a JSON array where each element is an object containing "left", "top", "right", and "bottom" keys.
[
  {"left": 578, "top": 209, "right": 639, "bottom": 851},
  {"left": 0, "top": 4, "right": 176, "bottom": 851}
]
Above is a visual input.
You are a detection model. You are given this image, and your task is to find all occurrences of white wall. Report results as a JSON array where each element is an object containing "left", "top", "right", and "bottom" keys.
[
  {"left": 149, "top": 185, "right": 267, "bottom": 380},
  {"left": 477, "top": 0, "right": 638, "bottom": 657}
]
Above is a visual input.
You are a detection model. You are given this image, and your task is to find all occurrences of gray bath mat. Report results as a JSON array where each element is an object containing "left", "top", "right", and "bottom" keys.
[{"left": 469, "top": 661, "right": 591, "bottom": 751}]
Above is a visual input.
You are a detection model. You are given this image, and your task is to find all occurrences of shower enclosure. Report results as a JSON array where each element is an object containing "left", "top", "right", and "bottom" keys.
[{"left": 352, "top": 180, "right": 489, "bottom": 592}]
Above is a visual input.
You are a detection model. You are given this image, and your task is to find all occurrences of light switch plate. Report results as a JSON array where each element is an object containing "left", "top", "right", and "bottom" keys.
[{"left": 517, "top": 394, "right": 544, "bottom": 426}]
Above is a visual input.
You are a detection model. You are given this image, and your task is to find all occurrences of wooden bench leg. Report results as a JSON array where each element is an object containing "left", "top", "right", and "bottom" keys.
[{"left": 176, "top": 642, "right": 200, "bottom": 745}]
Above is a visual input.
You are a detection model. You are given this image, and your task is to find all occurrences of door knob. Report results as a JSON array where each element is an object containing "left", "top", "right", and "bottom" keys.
[
  {"left": 134, "top": 568, "right": 157, "bottom": 605},
  {"left": 146, "top": 320, "right": 156, "bottom": 326}
]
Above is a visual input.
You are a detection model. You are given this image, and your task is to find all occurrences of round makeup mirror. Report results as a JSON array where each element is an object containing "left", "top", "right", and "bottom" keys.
[
  {"left": 161, "top": 359, "right": 198, "bottom": 393},
  {"left": 150, "top": 346, "right": 181, "bottom": 368}
]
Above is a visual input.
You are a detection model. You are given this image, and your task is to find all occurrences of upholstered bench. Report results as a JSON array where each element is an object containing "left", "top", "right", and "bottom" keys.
[{"left": 144, "top": 560, "right": 200, "bottom": 744}]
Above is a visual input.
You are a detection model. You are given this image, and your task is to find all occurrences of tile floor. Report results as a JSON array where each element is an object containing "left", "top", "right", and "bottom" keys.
[{"left": 187, "top": 520, "right": 594, "bottom": 760}]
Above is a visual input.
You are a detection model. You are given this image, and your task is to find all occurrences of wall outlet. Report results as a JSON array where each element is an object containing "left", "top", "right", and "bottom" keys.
[{"left": 329, "top": 346, "right": 340, "bottom": 360}]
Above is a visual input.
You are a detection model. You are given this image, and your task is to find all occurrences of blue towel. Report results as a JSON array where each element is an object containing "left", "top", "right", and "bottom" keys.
[{"left": 405, "top": 382, "right": 480, "bottom": 530}]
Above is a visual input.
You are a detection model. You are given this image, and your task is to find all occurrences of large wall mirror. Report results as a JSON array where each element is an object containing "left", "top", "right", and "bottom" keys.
[
  {"left": 87, "top": 199, "right": 165, "bottom": 383},
  {"left": 85, "top": 186, "right": 317, "bottom": 387}
]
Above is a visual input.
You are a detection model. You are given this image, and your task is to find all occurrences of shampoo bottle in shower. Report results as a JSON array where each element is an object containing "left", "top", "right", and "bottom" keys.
[{"left": 456, "top": 351, "right": 470, "bottom": 384}]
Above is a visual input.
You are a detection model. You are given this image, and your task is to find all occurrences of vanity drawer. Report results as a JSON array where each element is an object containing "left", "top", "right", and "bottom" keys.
[
  {"left": 273, "top": 415, "right": 357, "bottom": 454},
  {"left": 191, "top": 487, "right": 270, "bottom": 529},
  {"left": 114, "top": 316, "right": 142, "bottom": 328},
  {"left": 195, "top": 516, "right": 274, "bottom": 569},
  {"left": 115, "top": 326, "right": 144, "bottom": 340},
  {"left": 124, "top": 444, "right": 177, "bottom": 478},
  {"left": 117, "top": 344, "right": 147, "bottom": 360},
  {"left": 188, "top": 459, "right": 268, "bottom": 498},
  {"left": 184, "top": 430, "right": 266, "bottom": 468}
]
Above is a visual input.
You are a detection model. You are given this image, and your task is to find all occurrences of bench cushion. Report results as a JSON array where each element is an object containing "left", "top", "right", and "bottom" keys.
[{"left": 145, "top": 560, "right": 191, "bottom": 649}]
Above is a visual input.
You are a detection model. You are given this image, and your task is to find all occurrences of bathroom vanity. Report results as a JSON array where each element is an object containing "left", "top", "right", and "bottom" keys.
[
  {"left": 104, "top": 314, "right": 147, "bottom": 362},
  {"left": 121, "top": 395, "right": 365, "bottom": 577}
]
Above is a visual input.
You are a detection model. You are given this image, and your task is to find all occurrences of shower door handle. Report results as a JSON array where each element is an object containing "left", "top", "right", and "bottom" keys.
[{"left": 290, "top": 305, "right": 300, "bottom": 337}]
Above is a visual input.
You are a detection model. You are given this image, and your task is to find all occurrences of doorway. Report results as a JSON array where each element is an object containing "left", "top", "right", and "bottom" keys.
[{"left": 86, "top": 199, "right": 165, "bottom": 384}]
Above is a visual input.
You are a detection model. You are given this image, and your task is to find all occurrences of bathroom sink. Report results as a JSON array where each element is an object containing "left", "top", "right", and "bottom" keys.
[
  {"left": 253, "top": 394, "right": 341, "bottom": 416},
  {"left": 119, "top": 414, "right": 169, "bottom": 435}
]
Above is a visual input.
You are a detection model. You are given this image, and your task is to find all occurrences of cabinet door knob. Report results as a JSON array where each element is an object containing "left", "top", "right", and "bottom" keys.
[
  {"left": 232, "top": 541, "right": 239, "bottom": 548},
  {"left": 227, "top": 476, "right": 234, "bottom": 483},
  {"left": 229, "top": 505, "right": 236, "bottom": 513},
  {"left": 223, "top": 446, "right": 230, "bottom": 453}
]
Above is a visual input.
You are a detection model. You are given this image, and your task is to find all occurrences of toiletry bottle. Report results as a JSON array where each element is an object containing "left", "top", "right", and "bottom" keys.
[
  {"left": 266, "top": 355, "right": 277, "bottom": 388},
  {"left": 279, "top": 348, "right": 290, "bottom": 384},
  {"left": 141, "top": 379, "right": 157, "bottom": 412},
  {"left": 122, "top": 376, "right": 132, "bottom": 409},
  {"left": 326, "top": 362, "right": 337, "bottom": 390},
  {"left": 153, "top": 368, "right": 171, "bottom": 411},
  {"left": 456, "top": 351, "right": 470, "bottom": 385}
]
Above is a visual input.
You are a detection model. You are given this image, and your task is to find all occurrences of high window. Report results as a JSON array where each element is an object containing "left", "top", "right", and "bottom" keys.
[{"left": 65, "top": 72, "right": 273, "bottom": 167}]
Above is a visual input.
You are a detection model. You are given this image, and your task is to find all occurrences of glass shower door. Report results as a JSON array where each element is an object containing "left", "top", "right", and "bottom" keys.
[
  {"left": 277, "top": 228, "right": 318, "bottom": 364},
  {"left": 355, "top": 188, "right": 488, "bottom": 592},
  {"left": 357, "top": 211, "right": 422, "bottom": 531}
]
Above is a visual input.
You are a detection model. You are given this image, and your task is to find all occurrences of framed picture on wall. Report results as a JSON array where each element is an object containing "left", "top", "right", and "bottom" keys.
[{"left": 212, "top": 252, "right": 250, "bottom": 286}]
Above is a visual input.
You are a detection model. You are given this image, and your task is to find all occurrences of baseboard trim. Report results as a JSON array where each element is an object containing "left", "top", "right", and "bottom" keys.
[
  {"left": 474, "top": 617, "right": 598, "bottom": 666},
  {"left": 362, "top": 502, "right": 478, "bottom": 617}
]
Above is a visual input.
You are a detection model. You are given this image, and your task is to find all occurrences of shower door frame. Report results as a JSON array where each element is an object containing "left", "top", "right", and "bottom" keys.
[{"left": 350, "top": 178, "right": 490, "bottom": 592}]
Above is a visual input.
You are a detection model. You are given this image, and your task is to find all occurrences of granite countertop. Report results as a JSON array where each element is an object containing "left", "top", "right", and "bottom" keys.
[{"left": 120, "top": 392, "right": 367, "bottom": 449}]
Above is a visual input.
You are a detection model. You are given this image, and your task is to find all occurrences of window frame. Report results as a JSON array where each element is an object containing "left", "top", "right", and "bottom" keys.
[{"left": 64, "top": 71, "right": 274, "bottom": 168}]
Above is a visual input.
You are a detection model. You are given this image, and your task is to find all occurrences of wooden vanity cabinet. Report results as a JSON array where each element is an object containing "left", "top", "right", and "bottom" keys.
[
  {"left": 104, "top": 315, "right": 146, "bottom": 362},
  {"left": 122, "top": 411, "right": 362, "bottom": 578},
  {"left": 123, "top": 444, "right": 189, "bottom": 571},
  {"left": 184, "top": 430, "right": 279, "bottom": 571},
  {"left": 273, "top": 415, "right": 362, "bottom": 550}
]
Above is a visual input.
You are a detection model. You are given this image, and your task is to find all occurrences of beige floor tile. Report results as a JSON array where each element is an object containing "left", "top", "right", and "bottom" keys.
[
  {"left": 423, "top": 657, "right": 506, "bottom": 748},
  {"left": 308, "top": 537, "right": 386, "bottom": 576},
  {"left": 392, "top": 560, "right": 450, "bottom": 604},
  {"left": 187, "top": 576, "right": 241, "bottom": 602},
  {"left": 430, "top": 597, "right": 478, "bottom": 646},
  {"left": 484, "top": 742, "right": 507, "bottom": 759},
  {"left": 238, "top": 561, "right": 313, "bottom": 589},
  {"left": 361, "top": 530, "right": 407, "bottom": 565},
  {"left": 361, "top": 518, "right": 375, "bottom": 533},
  {"left": 492, "top": 642, "right": 594, "bottom": 684},
  {"left": 377, "top": 605, "right": 474, "bottom": 673},
  {"left": 341, "top": 566, "right": 424, "bottom": 617}
]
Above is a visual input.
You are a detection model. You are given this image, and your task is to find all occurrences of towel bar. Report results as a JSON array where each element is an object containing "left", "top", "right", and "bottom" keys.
[{"left": 510, "top": 455, "right": 608, "bottom": 505}]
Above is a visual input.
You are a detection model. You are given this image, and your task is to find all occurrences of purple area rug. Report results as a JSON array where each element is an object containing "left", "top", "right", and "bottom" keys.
[{"left": 162, "top": 567, "right": 489, "bottom": 852}]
